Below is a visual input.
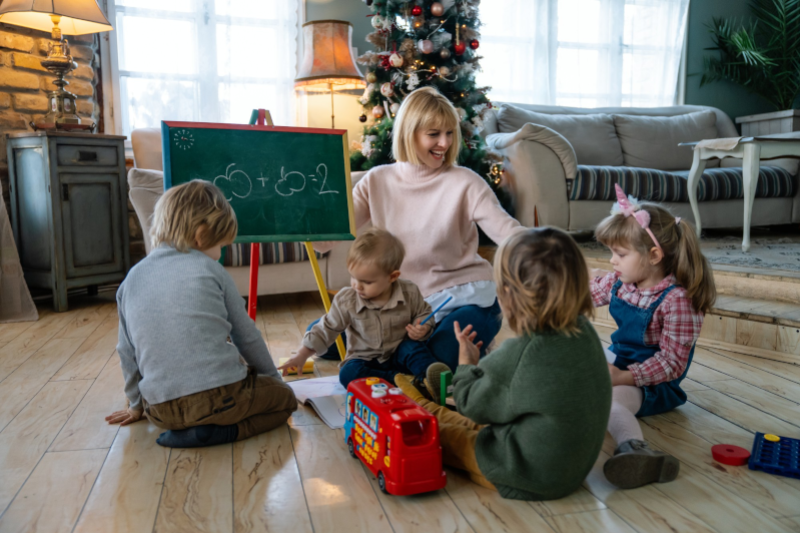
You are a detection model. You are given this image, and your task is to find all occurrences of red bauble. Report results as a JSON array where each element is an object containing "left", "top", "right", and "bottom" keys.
[
  {"left": 411, "top": 5, "right": 422, "bottom": 16},
  {"left": 469, "top": 39, "right": 480, "bottom": 50},
  {"left": 454, "top": 42, "right": 466, "bottom": 55}
]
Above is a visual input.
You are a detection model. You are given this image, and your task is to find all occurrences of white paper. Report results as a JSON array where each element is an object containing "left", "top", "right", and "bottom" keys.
[
  {"left": 305, "top": 394, "right": 347, "bottom": 429},
  {"left": 287, "top": 375, "right": 346, "bottom": 403}
]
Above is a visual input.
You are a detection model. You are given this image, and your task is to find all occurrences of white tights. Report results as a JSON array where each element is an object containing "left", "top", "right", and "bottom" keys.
[{"left": 605, "top": 348, "right": 644, "bottom": 445}]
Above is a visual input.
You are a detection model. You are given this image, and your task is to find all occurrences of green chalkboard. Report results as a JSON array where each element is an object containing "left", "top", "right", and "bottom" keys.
[{"left": 161, "top": 121, "right": 356, "bottom": 243}]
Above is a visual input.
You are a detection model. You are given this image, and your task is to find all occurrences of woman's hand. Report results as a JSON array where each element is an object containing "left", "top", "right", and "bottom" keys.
[
  {"left": 608, "top": 363, "right": 635, "bottom": 387},
  {"left": 454, "top": 321, "right": 483, "bottom": 366},
  {"left": 105, "top": 407, "right": 143, "bottom": 426},
  {"left": 406, "top": 318, "right": 432, "bottom": 341}
]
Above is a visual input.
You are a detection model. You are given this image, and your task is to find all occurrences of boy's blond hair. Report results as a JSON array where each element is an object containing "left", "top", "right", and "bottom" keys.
[
  {"left": 151, "top": 180, "right": 237, "bottom": 252},
  {"left": 494, "top": 228, "right": 593, "bottom": 335},
  {"left": 346, "top": 227, "right": 405, "bottom": 273},
  {"left": 392, "top": 86, "right": 462, "bottom": 167}
]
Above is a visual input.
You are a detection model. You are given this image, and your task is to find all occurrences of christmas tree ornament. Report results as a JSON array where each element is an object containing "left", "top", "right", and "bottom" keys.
[
  {"left": 380, "top": 82, "right": 394, "bottom": 97},
  {"left": 372, "top": 105, "right": 385, "bottom": 118},
  {"left": 454, "top": 41, "right": 466, "bottom": 55},
  {"left": 389, "top": 52, "right": 404, "bottom": 68},
  {"left": 363, "top": 0, "right": 373, "bottom": 5},
  {"left": 359, "top": 114, "right": 368, "bottom": 123},
  {"left": 411, "top": 5, "right": 422, "bottom": 16},
  {"left": 470, "top": 39, "right": 480, "bottom": 50},
  {"left": 390, "top": 102, "right": 400, "bottom": 114},
  {"left": 439, "top": 66, "right": 451, "bottom": 77},
  {"left": 440, "top": 48, "right": 451, "bottom": 59},
  {"left": 371, "top": 15, "right": 384, "bottom": 29},
  {"left": 366, "top": 72, "right": 377, "bottom": 84},
  {"left": 412, "top": 16, "right": 424, "bottom": 29},
  {"left": 417, "top": 39, "right": 434, "bottom": 54},
  {"left": 431, "top": 2, "right": 444, "bottom": 16}
]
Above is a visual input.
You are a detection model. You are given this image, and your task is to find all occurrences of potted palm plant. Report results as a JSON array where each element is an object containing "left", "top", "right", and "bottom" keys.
[{"left": 702, "top": 0, "right": 800, "bottom": 135}]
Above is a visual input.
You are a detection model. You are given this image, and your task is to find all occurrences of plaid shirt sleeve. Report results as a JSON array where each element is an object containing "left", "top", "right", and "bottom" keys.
[
  {"left": 628, "top": 290, "right": 703, "bottom": 387},
  {"left": 590, "top": 271, "right": 618, "bottom": 307}
]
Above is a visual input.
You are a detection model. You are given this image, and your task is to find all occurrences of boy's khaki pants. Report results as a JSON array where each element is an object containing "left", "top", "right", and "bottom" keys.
[
  {"left": 417, "top": 397, "right": 496, "bottom": 491},
  {"left": 143, "top": 367, "right": 297, "bottom": 441}
]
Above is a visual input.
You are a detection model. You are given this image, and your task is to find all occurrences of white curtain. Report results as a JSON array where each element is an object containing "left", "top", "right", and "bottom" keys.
[
  {"left": 478, "top": 0, "right": 690, "bottom": 108},
  {"left": 112, "top": 0, "right": 299, "bottom": 137}
]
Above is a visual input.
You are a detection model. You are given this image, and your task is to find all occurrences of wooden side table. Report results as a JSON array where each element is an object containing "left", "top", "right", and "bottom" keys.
[
  {"left": 6, "top": 131, "right": 131, "bottom": 311},
  {"left": 686, "top": 134, "right": 800, "bottom": 252}
]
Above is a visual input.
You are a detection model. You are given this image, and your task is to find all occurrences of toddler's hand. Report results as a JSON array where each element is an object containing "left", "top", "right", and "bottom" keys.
[
  {"left": 105, "top": 407, "right": 143, "bottom": 426},
  {"left": 454, "top": 321, "right": 482, "bottom": 366},
  {"left": 278, "top": 347, "right": 313, "bottom": 377},
  {"left": 607, "top": 363, "right": 635, "bottom": 387},
  {"left": 405, "top": 318, "right": 432, "bottom": 341}
]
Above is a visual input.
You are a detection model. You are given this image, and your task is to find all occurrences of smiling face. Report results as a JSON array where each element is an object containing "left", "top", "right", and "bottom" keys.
[
  {"left": 348, "top": 261, "right": 400, "bottom": 302},
  {"left": 414, "top": 126, "right": 454, "bottom": 169}
]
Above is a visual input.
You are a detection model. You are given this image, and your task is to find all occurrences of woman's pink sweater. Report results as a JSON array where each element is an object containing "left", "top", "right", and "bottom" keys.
[{"left": 344, "top": 162, "right": 523, "bottom": 297}]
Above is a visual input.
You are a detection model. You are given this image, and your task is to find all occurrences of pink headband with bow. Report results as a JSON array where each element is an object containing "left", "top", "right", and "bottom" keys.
[{"left": 612, "top": 183, "right": 674, "bottom": 255}]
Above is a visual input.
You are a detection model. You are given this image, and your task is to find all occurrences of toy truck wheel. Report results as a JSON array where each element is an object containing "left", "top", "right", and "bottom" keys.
[
  {"left": 378, "top": 471, "right": 388, "bottom": 494},
  {"left": 347, "top": 438, "right": 357, "bottom": 458}
]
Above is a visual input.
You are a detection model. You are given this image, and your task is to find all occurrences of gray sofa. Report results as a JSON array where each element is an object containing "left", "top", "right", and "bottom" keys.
[{"left": 483, "top": 103, "right": 800, "bottom": 231}]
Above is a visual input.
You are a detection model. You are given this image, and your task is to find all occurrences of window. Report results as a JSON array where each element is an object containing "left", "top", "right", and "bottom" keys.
[
  {"left": 478, "top": 0, "right": 689, "bottom": 108},
  {"left": 108, "top": 0, "right": 299, "bottom": 137}
]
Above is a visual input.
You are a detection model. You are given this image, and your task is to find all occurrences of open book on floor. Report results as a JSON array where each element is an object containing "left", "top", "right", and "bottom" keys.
[{"left": 286, "top": 375, "right": 347, "bottom": 429}]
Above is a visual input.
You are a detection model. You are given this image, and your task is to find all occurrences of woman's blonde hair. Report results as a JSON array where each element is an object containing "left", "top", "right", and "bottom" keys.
[
  {"left": 346, "top": 227, "right": 405, "bottom": 273},
  {"left": 151, "top": 180, "right": 237, "bottom": 252},
  {"left": 392, "top": 86, "right": 461, "bottom": 167},
  {"left": 595, "top": 203, "right": 716, "bottom": 314},
  {"left": 494, "top": 228, "right": 594, "bottom": 335}
]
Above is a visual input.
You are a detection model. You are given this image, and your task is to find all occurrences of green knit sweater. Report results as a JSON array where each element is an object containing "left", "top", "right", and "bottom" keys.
[{"left": 453, "top": 316, "right": 611, "bottom": 501}]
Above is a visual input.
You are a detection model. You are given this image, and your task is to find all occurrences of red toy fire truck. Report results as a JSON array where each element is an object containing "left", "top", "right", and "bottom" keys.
[{"left": 344, "top": 377, "right": 447, "bottom": 496}]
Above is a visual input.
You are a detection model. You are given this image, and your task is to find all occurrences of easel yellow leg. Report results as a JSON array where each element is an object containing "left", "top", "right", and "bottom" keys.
[{"left": 305, "top": 242, "right": 346, "bottom": 361}]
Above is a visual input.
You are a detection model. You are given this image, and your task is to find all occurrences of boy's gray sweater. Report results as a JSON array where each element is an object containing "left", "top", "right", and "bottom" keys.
[{"left": 116, "top": 246, "right": 280, "bottom": 410}]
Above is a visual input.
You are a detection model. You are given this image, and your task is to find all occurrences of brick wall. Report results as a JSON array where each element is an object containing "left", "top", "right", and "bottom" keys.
[{"left": 0, "top": 23, "right": 100, "bottom": 208}]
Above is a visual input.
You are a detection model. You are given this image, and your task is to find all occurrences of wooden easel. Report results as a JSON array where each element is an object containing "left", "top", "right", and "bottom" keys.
[{"left": 245, "top": 109, "right": 346, "bottom": 361}]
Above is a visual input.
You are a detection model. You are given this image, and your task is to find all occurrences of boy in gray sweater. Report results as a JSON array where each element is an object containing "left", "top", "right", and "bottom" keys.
[{"left": 105, "top": 181, "right": 296, "bottom": 448}]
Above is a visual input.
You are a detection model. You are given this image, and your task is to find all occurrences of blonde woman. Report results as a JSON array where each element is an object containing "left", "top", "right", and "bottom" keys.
[
  {"left": 314, "top": 87, "right": 524, "bottom": 369},
  {"left": 395, "top": 228, "right": 611, "bottom": 500},
  {"left": 106, "top": 180, "right": 296, "bottom": 448}
]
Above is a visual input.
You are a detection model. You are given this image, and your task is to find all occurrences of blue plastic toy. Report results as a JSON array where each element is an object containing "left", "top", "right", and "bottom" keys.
[{"left": 748, "top": 432, "right": 800, "bottom": 480}]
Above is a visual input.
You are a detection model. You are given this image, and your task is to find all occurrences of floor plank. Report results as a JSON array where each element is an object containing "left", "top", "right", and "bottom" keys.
[
  {"left": 0, "top": 380, "right": 92, "bottom": 514},
  {"left": 698, "top": 379, "right": 800, "bottom": 428},
  {"left": 0, "top": 311, "right": 73, "bottom": 383},
  {"left": 290, "top": 425, "right": 393, "bottom": 533},
  {"left": 444, "top": 469, "right": 555, "bottom": 533},
  {"left": 0, "top": 336, "right": 87, "bottom": 432},
  {"left": 72, "top": 423, "right": 170, "bottom": 533},
  {"left": 50, "top": 314, "right": 118, "bottom": 382},
  {"left": 545, "top": 509, "right": 637, "bottom": 533},
  {"left": 232, "top": 425, "right": 313, "bottom": 533},
  {"left": 692, "top": 349, "right": 800, "bottom": 402},
  {"left": 0, "top": 315, "right": 41, "bottom": 347},
  {"left": 529, "top": 486, "right": 606, "bottom": 517},
  {"left": 154, "top": 446, "right": 233, "bottom": 533},
  {"left": 54, "top": 302, "right": 115, "bottom": 340},
  {"left": 778, "top": 516, "right": 800, "bottom": 532},
  {"left": 0, "top": 449, "right": 106, "bottom": 533},
  {"left": 681, "top": 378, "right": 713, "bottom": 392},
  {"left": 706, "top": 347, "right": 800, "bottom": 385},
  {"left": 50, "top": 354, "right": 126, "bottom": 452},
  {"left": 688, "top": 389, "right": 800, "bottom": 439}
]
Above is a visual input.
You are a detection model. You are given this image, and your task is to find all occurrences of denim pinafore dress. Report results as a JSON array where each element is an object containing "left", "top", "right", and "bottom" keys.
[{"left": 608, "top": 279, "right": 693, "bottom": 417}]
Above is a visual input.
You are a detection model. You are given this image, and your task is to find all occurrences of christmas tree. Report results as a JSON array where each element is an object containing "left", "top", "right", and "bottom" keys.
[{"left": 350, "top": 0, "right": 507, "bottom": 205}]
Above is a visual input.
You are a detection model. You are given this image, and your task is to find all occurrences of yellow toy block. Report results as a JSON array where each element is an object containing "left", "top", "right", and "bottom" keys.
[{"left": 279, "top": 358, "right": 314, "bottom": 375}]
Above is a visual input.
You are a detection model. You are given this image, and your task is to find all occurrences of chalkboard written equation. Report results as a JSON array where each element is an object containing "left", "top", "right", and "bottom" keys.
[{"left": 162, "top": 121, "right": 356, "bottom": 243}]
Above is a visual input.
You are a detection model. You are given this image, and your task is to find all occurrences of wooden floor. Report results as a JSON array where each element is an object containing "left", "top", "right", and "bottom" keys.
[{"left": 0, "top": 291, "right": 799, "bottom": 533}]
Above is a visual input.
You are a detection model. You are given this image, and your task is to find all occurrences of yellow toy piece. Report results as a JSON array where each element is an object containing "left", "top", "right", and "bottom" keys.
[
  {"left": 764, "top": 434, "right": 781, "bottom": 442},
  {"left": 278, "top": 358, "right": 314, "bottom": 375},
  {"left": 365, "top": 377, "right": 380, "bottom": 385}
]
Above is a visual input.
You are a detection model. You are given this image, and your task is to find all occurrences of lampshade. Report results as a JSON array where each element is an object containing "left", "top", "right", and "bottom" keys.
[
  {"left": 0, "top": 0, "right": 112, "bottom": 35},
  {"left": 295, "top": 20, "right": 365, "bottom": 91}
]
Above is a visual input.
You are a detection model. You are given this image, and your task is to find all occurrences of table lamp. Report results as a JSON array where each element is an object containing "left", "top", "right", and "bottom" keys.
[
  {"left": 294, "top": 20, "right": 365, "bottom": 129},
  {"left": 0, "top": 0, "right": 113, "bottom": 130}
]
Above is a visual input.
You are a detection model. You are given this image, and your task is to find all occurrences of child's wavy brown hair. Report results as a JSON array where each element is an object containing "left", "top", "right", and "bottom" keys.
[
  {"left": 595, "top": 203, "right": 716, "bottom": 314},
  {"left": 494, "top": 227, "right": 594, "bottom": 335},
  {"left": 346, "top": 227, "right": 405, "bottom": 274},
  {"left": 151, "top": 180, "right": 237, "bottom": 252}
]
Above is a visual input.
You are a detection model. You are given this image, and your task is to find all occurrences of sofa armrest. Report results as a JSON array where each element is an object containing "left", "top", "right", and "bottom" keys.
[{"left": 486, "top": 124, "right": 577, "bottom": 229}]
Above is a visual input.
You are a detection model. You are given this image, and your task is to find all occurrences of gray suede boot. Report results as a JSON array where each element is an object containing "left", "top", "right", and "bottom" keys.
[{"left": 603, "top": 439, "right": 680, "bottom": 489}]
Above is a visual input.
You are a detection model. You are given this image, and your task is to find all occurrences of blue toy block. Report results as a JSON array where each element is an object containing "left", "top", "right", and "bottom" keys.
[{"left": 748, "top": 432, "right": 800, "bottom": 480}]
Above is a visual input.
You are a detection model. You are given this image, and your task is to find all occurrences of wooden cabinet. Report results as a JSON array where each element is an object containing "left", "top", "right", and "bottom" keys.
[{"left": 6, "top": 131, "right": 130, "bottom": 312}]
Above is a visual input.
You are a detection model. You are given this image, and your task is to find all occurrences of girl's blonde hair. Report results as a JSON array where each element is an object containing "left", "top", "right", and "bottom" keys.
[
  {"left": 494, "top": 227, "right": 594, "bottom": 335},
  {"left": 595, "top": 203, "right": 716, "bottom": 314},
  {"left": 151, "top": 180, "right": 237, "bottom": 252},
  {"left": 392, "top": 86, "right": 461, "bottom": 167}
]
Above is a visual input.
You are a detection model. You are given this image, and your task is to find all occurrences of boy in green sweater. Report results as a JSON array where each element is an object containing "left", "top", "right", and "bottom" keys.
[{"left": 396, "top": 228, "right": 611, "bottom": 500}]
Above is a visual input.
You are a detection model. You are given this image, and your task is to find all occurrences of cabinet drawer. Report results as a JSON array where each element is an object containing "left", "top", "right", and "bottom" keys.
[{"left": 57, "top": 145, "right": 118, "bottom": 166}]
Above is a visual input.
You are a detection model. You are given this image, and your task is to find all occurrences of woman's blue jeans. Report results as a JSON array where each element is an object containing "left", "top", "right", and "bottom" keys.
[{"left": 306, "top": 299, "right": 502, "bottom": 371}]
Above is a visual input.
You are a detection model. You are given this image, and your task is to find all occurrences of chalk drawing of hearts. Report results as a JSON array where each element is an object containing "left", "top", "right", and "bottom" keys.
[
  {"left": 275, "top": 166, "right": 306, "bottom": 197},
  {"left": 214, "top": 163, "right": 252, "bottom": 200}
]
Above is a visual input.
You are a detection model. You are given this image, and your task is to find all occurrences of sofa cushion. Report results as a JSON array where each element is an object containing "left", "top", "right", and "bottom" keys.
[
  {"left": 569, "top": 165, "right": 796, "bottom": 202},
  {"left": 613, "top": 111, "right": 718, "bottom": 170},
  {"left": 496, "top": 104, "right": 623, "bottom": 166},
  {"left": 222, "top": 242, "right": 323, "bottom": 267}
]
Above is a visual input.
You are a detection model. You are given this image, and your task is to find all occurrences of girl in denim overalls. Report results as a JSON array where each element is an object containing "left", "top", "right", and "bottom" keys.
[{"left": 591, "top": 184, "right": 716, "bottom": 490}]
